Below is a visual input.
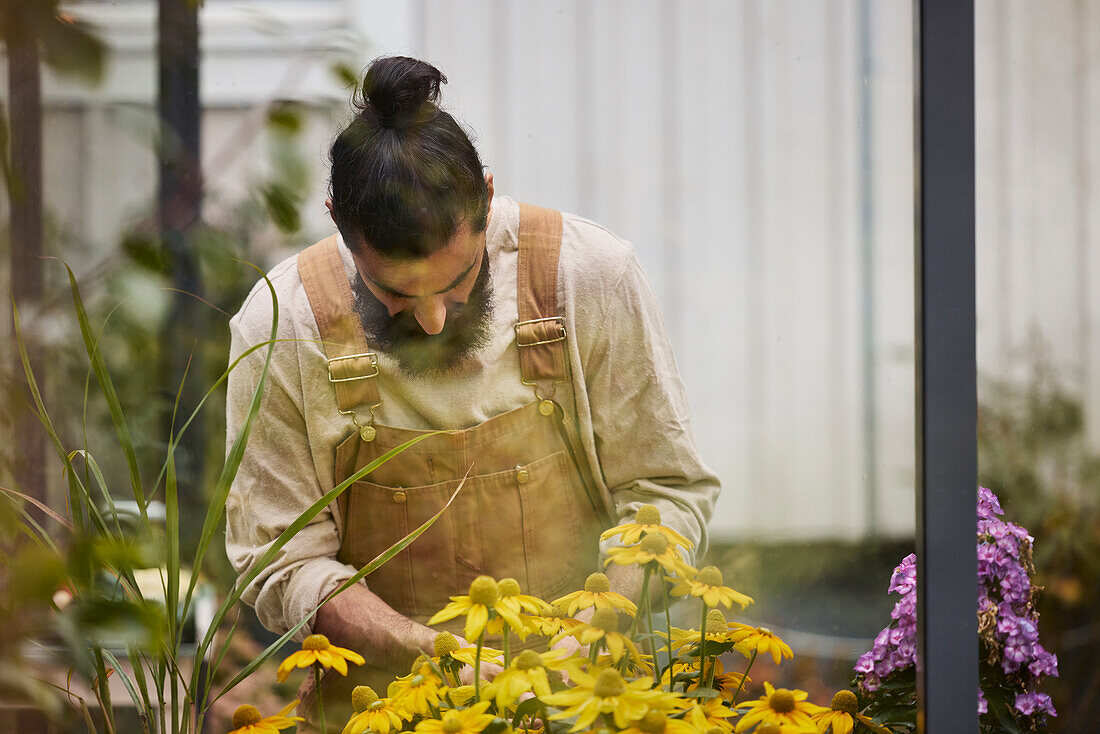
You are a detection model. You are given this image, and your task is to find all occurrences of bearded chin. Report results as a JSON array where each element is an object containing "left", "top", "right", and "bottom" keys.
[{"left": 351, "top": 253, "right": 494, "bottom": 378}]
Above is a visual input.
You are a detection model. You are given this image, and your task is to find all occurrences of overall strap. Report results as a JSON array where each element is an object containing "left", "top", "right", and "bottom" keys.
[
  {"left": 516, "top": 203, "right": 614, "bottom": 527},
  {"left": 515, "top": 203, "right": 568, "bottom": 391},
  {"left": 298, "top": 236, "right": 381, "bottom": 436}
]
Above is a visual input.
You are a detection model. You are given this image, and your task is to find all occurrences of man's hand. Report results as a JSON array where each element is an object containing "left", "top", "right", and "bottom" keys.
[
  {"left": 315, "top": 583, "right": 437, "bottom": 674},
  {"left": 450, "top": 634, "right": 503, "bottom": 684}
]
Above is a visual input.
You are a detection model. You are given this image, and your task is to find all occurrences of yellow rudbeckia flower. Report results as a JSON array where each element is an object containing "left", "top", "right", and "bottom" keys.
[
  {"left": 809, "top": 690, "right": 891, "bottom": 734},
  {"left": 665, "top": 609, "right": 742, "bottom": 650},
  {"left": 414, "top": 700, "right": 496, "bottom": 734},
  {"left": 600, "top": 505, "right": 694, "bottom": 552},
  {"left": 342, "top": 686, "right": 409, "bottom": 734},
  {"left": 605, "top": 534, "right": 693, "bottom": 577},
  {"left": 494, "top": 577, "right": 546, "bottom": 639},
  {"left": 734, "top": 683, "right": 826, "bottom": 733},
  {"left": 727, "top": 624, "right": 794, "bottom": 666},
  {"left": 276, "top": 634, "right": 365, "bottom": 682},
  {"left": 525, "top": 603, "right": 580, "bottom": 637},
  {"left": 667, "top": 566, "right": 754, "bottom": 611},
  {"left": 554, "top": 607, "right": 641, "bottom": 664},
  {"left": 554, "top": 572, "right": 638, "bottom": 617},
  {"left": 389, "top": 658, "right": 445, "bottom": 716},
  {"left": 428, "top": 575, "right": 526, "bottom": 641},
  {"left": 542, "top": 668, "right": 672, "bottom": 732},
  {"left": 483, "top": 648, "right": 572, "bottom": 709},
  {"left": 227, "top": 701, "right": 304, "bottom": 733},
  {"left": 682, "top": 697, "right": 738, "bottom": 733}
]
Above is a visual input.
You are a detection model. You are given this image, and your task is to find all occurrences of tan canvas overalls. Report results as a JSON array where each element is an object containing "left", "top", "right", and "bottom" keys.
[{"left": 296, "top": 203, "right": 612, "bottom": 714}]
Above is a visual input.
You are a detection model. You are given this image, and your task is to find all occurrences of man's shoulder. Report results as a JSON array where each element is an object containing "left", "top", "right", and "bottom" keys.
[
  {"left": 229, "top": 249, "right": 314, "bottom": 343},
  {"left": 558, "top": 209, "right": 637, "bottom": 289}
]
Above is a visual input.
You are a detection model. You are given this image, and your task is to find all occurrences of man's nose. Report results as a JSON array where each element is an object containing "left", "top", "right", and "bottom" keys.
[{"left": 413, "top": 297, "right": 448, "bottom": 335}]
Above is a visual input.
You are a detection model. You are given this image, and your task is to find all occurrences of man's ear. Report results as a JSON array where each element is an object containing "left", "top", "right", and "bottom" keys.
[
  {"left": 324, "top": 198, "right": 334, "bottom": 222},
  {"left": 484, "top": 172, "right": 494, "bottom": 220}
]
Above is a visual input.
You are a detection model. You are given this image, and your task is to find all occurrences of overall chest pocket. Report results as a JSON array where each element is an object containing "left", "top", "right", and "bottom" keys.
[{"left": 340, "top": 450, "right": 587, "bottom": 620}]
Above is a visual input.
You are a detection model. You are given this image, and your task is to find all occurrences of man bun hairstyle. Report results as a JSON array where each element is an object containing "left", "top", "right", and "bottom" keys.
[{"left": 329, "top": 56, "right": 489, "bottom": 259}]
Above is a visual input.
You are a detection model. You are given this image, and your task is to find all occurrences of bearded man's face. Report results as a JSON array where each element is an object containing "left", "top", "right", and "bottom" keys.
[{"left": 350, "top": 249, "right": 494, "bottom": 377}]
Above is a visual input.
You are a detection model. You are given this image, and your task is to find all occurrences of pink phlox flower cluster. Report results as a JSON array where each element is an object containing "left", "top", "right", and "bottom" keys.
[
  {"left": 1014, "top": 691, "right": 1056, "bottom": 717},
  {"left": 854, "top": 487, "right": 1058, "bottom": 724}
]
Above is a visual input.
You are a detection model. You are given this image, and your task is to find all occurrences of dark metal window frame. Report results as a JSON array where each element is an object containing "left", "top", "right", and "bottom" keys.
[{"left": 915, "top": 1, "right": 978, "bottom": 731}]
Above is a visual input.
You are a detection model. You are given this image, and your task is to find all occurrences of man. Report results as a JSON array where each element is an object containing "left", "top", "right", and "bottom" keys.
[{"left": 225, "top": 55, "right": 718, "bottom": 703}]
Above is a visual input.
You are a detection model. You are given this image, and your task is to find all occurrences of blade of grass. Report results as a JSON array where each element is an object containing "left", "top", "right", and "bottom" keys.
[
  {"left": 59, "top": 261, "right": 148, "bottom": 519},
  {"left": 101, "top": 649, "right": 152, "bottom": 734},
  {"left": 13, "top": 297, "right": 90, "bottom": 535},
  {"left": 209, "top": 467, "right": 468, "bottom": 703},
  {"left": 165, "top": 437, "right": 180, "bottom": 732},
  {"left": 0, "top": 485, "right": 74, "bottom": 530},
  {"left": 126, "top": 644, "right": 155, "bottom": 733}
]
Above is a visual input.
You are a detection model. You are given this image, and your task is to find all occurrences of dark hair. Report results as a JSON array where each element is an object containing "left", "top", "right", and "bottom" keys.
[{"left": 329, "top": 56, "right": 489, "bottom": 259}]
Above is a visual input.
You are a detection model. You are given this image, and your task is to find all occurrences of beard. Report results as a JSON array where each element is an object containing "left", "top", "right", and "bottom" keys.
[{"left": 351, "top": 249, "right": 495, "bottom": 378}]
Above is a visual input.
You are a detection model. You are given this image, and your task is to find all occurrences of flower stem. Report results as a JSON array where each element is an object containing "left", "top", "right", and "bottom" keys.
[
  {"left": 588, "top": 637, "right": 601, "bottom": 669},
  {"left": 731, "top": 649, "right": 757, "bottom": 705},
  {"left": 474, "top": 630, "right": 486, "bottom": 700},
  {"left": 663, "top": 584, "right": 674, "bottom": 691},
  {"left": 698, "top": 603, "right": 708, "bottom": 694},
  {"left": 314, "top": 663, "right": 328, "bottom": 734},
  {"left": 644, "top": 582, "right": 658, "bottom": 674},
  {"left": 631, "top": 565, "right": 653, "bottom": 639},
  {"left": 503, "top": 629, "right": 511, "bottom": 668}
]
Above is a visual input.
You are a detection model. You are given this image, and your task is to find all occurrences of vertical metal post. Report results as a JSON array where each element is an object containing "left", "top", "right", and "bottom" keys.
[
  {"left": 157, "top": 0, "right": 204, "bottom": 526},
  {"left": 914, "top": 1, "right": 978, "bottom": 732},
  {"left": 4, "top": 2, "right": 48, "bottom": 511}
]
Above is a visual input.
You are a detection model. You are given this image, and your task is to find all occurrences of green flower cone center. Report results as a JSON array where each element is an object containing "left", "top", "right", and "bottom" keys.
[
  {"left": 590, "top": 607, "right": 620, "bottom": 633},
  {"left": 442, "top": 712, "right": 463, "bottom": 734},
  {"left": 302, "top": 634, "right": 330, "bottom": 651},
  {"left": 635, "top": 505, "right": 662, "bottom": 525},
  {"left": 352, "top": 685, "right": 379, "bottom": 712},
  {"left": 434, "top": 632, "right": 460, "bottom": 657},
  {"left": 498, "top": 577, "right": 522, "bottom": 597},
  {"left": 546, "top": 603, "right": 566, "bottom": 619},
  {"left": 705, "top": 609, "right": 727, "bottom": 634},
  {"left": 593, "top": 669, "right": 627, "bottom": 698},
  {"left": 831, "top": 689, "right": 858, "bottom": 713},
  {"left": 769, "top": 689, "right": 796, "bottom": 714},
  {"left": 232, "top": 704, "right": 262, "bottom": 728},
  {"left": 585, "top": 572, "right": 611, "bottom": 593},
  {"left": 515, "top": 650, "right": 543, "bottom": 670},
  {"left": 640, "top": 533, "right": 669, "bottom": 555},
  {"left": 469, "top": 575, "right": 500, "bottom": 605},
  {"left": 638, "top": 711, "right": 667, "bottom": 734},
  {"left": 697, "top": 566, "right": 724, "bottom": 586}
]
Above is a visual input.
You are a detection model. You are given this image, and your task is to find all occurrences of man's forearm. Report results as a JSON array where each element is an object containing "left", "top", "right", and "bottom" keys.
[{"left": 315, "top": 584, "right": 437, "bottom": 674}]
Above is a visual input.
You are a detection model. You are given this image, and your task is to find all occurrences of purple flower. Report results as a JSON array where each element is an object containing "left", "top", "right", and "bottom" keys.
[
  {"left": 978, "top": 689, "right": 988, "bottom": 715},
  {"left": 1013, "top": 691, "right": 1056, "bottom": 717},
  {"left": 855, "top": 651, "right": 875, "bottom": 674},
  {"left": 978, "top": 486, "right": 1003, "bottom": 517},
  {"left": 1029, "top": 646, "right": 1059, "bottom": 677}
]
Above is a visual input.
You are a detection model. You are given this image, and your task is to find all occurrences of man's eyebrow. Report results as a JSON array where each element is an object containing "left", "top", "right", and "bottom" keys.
[{"left": 366, "top": 250, "right": 481, "bottom": 299}]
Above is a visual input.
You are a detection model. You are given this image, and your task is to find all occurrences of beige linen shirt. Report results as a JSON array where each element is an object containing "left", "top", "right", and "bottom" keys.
[{"left": 225, "top": 196, "right": 720, "bottom": 637}]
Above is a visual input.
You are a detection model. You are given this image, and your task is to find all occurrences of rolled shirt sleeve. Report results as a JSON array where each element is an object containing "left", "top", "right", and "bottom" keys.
[
  {"left": 569, "top": 234, "right": 721, "bottom": 565},
  {"left": 224, "top": 267, "right": 358, "bottom": 639}
]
